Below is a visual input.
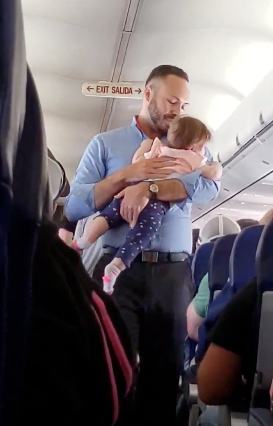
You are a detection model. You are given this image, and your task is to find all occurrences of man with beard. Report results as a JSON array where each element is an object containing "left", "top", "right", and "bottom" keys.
[{"left": 65, "top": 65, "right": 220, "bottom": 426}]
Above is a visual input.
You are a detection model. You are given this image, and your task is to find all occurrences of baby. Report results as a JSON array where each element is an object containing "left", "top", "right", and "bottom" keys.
[{"left": 72, "top": 116, "right": 222, "bottom": 293}]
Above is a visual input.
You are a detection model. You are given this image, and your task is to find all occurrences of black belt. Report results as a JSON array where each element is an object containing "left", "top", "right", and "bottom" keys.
[{"left": 103, "top": 247, "right": 189, "bottom": 263}]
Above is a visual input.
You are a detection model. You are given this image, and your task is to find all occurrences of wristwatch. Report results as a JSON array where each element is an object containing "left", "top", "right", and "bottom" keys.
[{"left": 149, "top": 182, "right": 159, "bottom": 199}]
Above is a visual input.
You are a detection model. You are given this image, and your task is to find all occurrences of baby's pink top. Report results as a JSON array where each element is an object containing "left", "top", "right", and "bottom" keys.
[{"left": 144, "top": 138, "right": 206, "bottom": 174}]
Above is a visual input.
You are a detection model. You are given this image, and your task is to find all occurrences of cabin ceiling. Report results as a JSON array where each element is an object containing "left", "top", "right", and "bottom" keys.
[
  {"left": 21, "top": 0, "right": 273, "bottom": 222},
  {"left": 194, "top": 172, "right": 273, "bottom": 229}
]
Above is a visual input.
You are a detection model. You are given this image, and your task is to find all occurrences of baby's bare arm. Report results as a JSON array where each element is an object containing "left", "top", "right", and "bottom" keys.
[
  {"left": 200, "top": 162, "right": 222, "bottom": 180},
  {"left": 132, "top": 139, "right": 154, "bottom": 163}
]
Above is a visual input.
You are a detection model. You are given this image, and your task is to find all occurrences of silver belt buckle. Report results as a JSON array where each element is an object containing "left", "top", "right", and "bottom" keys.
[{"left": 142, "top": 251, "right": 158, "bottom": 263}]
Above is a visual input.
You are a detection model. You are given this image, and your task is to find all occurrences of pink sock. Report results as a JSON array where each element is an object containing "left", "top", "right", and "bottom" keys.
[
  {"left": 102, "top": 264, "right": 121, "bottom": 294},
  {"left": 71, "top": 241, "right": 82, "bottom": 252}
]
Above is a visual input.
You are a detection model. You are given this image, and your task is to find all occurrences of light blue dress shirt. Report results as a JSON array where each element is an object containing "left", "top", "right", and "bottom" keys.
[{"left": 65, "top": 117, "right": 220, "bottom": 254}]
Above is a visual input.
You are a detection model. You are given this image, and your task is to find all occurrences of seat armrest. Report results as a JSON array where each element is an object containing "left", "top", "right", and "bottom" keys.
[
  {"left": 189, "top": 383, "right": 198, "bottom": 405},
  {"left": 249, "top": 409, "right": 273, "bottom": 426}
]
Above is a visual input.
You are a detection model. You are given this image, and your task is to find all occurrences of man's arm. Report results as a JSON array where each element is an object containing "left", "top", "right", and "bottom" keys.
[
  {"left": 154, "top": 146, "right": 220, "bottom": 206},
  {"left": 66, "top": 136, "right": 178, "bottom": 222},
  {"left": 151, "top": 170, "right": 220, "bottom": 206},
  {"left": 65, "top": 136, "right": 128, "bottom": 222}
]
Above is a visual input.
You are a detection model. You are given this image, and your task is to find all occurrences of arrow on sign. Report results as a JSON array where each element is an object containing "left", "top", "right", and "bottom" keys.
[{"left": 82, "top": 82, "right": 144, "bottom": 98}]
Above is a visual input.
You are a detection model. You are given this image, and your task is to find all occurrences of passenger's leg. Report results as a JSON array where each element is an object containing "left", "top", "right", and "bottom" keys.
[
  {"left": 135, "top": 259, "right": 194, "bottom": 426},
  {"left": 197, "top": 406, "right": 220, "bottom": 426}
]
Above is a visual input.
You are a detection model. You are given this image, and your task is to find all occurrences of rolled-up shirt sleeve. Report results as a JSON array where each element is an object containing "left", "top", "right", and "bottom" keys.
[
  {"left": 65, "top": 137, "right": 106, "bottom": 222},
  {"left": 176, "top": 170, "right": 220, "bottom": 204},
  {"left": 175, "top": 147, "right": 220, "bottom": 208}
]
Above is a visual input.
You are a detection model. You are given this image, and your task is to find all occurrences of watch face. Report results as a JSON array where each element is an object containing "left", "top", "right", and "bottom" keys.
[{"left": 150, "top": 183, "right": 159, "bottom": 193}]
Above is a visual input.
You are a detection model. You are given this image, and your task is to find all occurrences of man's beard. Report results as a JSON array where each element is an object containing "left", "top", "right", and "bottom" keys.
[{"left": 148, "top": 98, "right": 176, "bottom": 137}]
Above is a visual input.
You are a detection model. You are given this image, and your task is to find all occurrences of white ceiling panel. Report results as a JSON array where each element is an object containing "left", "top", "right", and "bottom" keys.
[
  {"left": 33, "top": 74, "right": 106, "bottom": 122},
  {"left": 21, "top": 0, "right": 273, "bottom": 184},
  {"left": 108, "top": 99, "right": 143, "bottom": 130},
  {"left": 22, "top": 0, "right": 130, "bottom": 176},
  {"left": 44, "top": 114, "right": 96, "bottom": 181},
  {"left": 22, "top": 0, "right": 129, "bottom": 33},
  {"left": 118, "top": 0, "right": 273, "bottom": 131},
  {"left": 133, "top": 0, "right": 273, "bottom": 33},
  {"left": 23, "top": 16, "right": 123, "bottom": 81}
]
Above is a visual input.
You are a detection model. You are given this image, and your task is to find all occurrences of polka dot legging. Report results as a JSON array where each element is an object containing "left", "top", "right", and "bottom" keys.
[{"left": 100, "top": 197, "right": 170, "bottom": 267}]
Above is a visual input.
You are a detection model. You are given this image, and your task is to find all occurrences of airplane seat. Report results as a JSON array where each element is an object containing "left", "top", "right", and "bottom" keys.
[
  {"left": 189, "top": 254, "right": 194, "bottom": 267},
  {"left": 192, "top": 242, "right": 214, "bottom": 289},
  {"left": 208, "top": 233, "right": 237, "bottom": 302},
  {"left": 0, "top": 0, "right": 49, "bottom": 422},
  {"left": 230, "top": 226, "right": 264, "bottom": 292},
  {"left": 249, "top": 221, "right": 273, "bottom": 426},
  {"left": 186, "top": 228, "right": 264, "bottom": 426},
  {"left": 249, "top": 409, "right": 273, "bottom": 426},
  {"left": 48, "top": 148, "right": 70, "bottom": 203}
]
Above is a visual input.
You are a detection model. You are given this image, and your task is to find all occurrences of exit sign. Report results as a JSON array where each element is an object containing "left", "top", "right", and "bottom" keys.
[{"left": 82, "top": 82, "right": 144, "bottom": 99}]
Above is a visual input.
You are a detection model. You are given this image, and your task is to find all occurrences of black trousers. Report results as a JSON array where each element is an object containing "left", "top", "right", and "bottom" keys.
[{"left": 93, "top": 254, "right": 194, "bottom": 426}]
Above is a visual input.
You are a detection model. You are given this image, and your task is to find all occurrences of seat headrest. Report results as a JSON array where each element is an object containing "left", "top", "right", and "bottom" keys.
[
  {"left": 209, "top": 234, "right": 238, "bottom": 291},
  {"left": 192, "top": 242, "right": 214, "bottom": 287},
  {"left": 230, "top": 225, "right": 264, "bottom": 290},
  {"left": 48, "top": 156, "right": 64, "bottom": 201},
  {"left": 47, "top": 149, "right": 70, "bottom": 202},
  {"left": 256, "top": 220, "right": 273, "bottom": 292}
]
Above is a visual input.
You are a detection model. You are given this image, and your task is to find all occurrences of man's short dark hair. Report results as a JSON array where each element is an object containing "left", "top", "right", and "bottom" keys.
[{"left": 146, "top": 65, "right": 189, "bottom": 86}]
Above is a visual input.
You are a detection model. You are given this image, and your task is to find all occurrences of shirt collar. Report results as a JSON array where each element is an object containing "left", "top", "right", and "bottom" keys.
[
  {"left": 131, "top": 115, "right": 148, "bottom": 140},
  {"left": 131, "top": 115, "right": 167, "bottom": 144}
]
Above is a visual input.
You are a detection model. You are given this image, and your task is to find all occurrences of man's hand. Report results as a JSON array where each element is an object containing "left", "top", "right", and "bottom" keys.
[
  {"left": 115, "top": 182, "right": 151, "bottom": 228},
  {"left": 123, "top": 157, "right": 178, "bottom": 182}
]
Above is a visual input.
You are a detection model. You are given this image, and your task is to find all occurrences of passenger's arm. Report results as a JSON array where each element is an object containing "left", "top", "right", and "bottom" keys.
[
  {"left": 198, "top": 344, "right": 242, "bottom": 405},
  {"left": 259, "top": 208, "right": 273, "bottom": 226},
  {"left": 187, "top": 274, "right": 209, "bottom": 341},
  {"left": 186, "top": 303, "right": 204, "bottom": 341},
  {"left": 200, "top": 162, "right": 223, "bottom": 181},
  {"left": 58, "top": 229, "right": 73, "bottom": 247},
  {"left": 197, "top": 281, "right": 257, "bottom": 405},
  {"left": 132, "top": 139, "right": 154, "bottom": 163}
]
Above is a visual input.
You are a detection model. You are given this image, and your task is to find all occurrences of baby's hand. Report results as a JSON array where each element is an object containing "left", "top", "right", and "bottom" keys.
[{"left": 150, "top": 137, "right": 163, "bottom": 158}]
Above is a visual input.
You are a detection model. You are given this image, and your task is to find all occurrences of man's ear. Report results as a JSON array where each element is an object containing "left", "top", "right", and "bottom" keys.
[{"left": 144, "top": 86, "right": 151, "bottom": 103}]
